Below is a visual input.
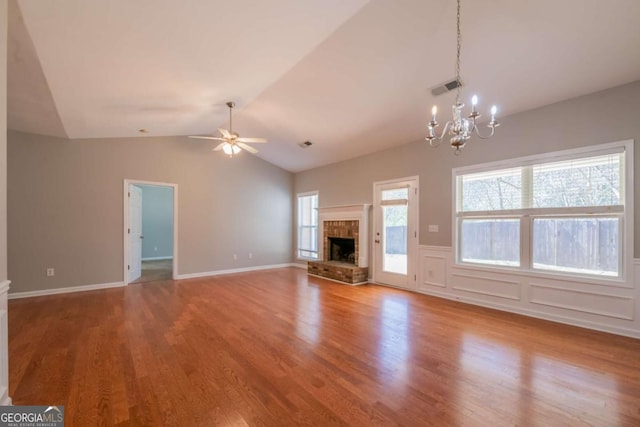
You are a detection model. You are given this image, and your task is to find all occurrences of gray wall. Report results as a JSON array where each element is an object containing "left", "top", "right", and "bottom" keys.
[
  {"left": 139, "top": 185, "right": 173, "bottom": 260},
  {"left": 294, "top": 80, "right": 640, "bottom": 257},
  {"left": 7, "top": 132, "right": 293, "bottom": 293},
  {"left": 1, "top": 1, "right": 7, "bottom": 283}
]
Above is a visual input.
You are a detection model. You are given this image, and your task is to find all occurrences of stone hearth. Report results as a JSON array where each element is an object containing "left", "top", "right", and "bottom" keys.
[{"left": 308, "top": 261, "right": 368, "bottom": 284}]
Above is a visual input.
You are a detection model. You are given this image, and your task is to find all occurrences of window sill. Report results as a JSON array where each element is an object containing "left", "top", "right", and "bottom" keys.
[{"left": 297, "top": 257, "right": 318, "bottom": 262}]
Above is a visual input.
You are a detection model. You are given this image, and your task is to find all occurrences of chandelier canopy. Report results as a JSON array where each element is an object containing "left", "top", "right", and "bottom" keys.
[{"left": 426, "top": 0, "right": 499, "bottom": 155}]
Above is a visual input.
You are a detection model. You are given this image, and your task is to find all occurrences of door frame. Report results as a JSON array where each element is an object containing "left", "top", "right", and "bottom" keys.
[
  {"left": 123, "top": 179, "right": 179, "bottom": 285},
  {"left": 372, "top": 176, "right": 419, "bottom": 289}
]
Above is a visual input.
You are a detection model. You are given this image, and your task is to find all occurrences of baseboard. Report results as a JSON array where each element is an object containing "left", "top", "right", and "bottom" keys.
[
  {"left": 290, "top": 263, "right": 307, "bottom": 269},
  {"left": 8, "top": 281, "right": 125, "bottom": 300},
  {"left": 413, "top": 286, "right": 640, "bottom": 340},
  {"left": 142, "top": 256, "right": 173, "bottom": 261},
  {"left": 0, "top": 387, "right": 11, "bottom": 406},
  {"left": 0, "top": 280, "right": 9, "bottom": 295},
  {"left": 175, "top": 263, "right": 301, "bottom": 280}
]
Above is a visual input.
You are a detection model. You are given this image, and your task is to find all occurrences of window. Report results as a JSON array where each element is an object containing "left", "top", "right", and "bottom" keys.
[
  {"left": 454, "top": 141, "right": 632, "bottom": 279},
  {"left": 297, "top": 192, "right": 318, "bottom": 259}
]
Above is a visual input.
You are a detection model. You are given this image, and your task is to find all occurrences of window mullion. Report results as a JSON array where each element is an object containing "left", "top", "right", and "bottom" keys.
[
  {"left": 522, "top": 165, "right": 532, "bottom": 209},
  {"left": 521, "top": 215, "right": 531, "bottom": 269}
]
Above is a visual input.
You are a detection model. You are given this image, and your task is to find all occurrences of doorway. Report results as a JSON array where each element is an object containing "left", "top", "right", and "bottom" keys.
[
  {"left": 373, "top": 177, "right": 418, "bottom": 289},
  {"left": 124, "top": 180, "right": 178, "bottom": 284}
]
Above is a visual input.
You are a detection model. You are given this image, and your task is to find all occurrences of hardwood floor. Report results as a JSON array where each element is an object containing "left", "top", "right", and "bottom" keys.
[
  {"left": 8, "top": 267, "right": 640, "bottom": 426},
  {"left": 132, "top": 259, "right": 173, "bottom": 284}
]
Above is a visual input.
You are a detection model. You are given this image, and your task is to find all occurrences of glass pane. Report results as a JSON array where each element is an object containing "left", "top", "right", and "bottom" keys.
[
  {"left": 383, "top": 205, "right": 407, "bottom": 275},
  {"left": 298, "top": 194, "right": 318, "bottom": 258},
  {"left": 382, "top": 188, "right": 409, "bottom": 201},
  {"left": 460, "top": 168, "right": 521, "bottom": 212},
  {"left": 533, "top": 153, "right": 622, "bottom": 208},
  {"left": 299, "top": 226, "right": 317, "bottom": 252},
  {"left": 460, "top": 219, "right": 520, "bottom": 266},
  {"left": 533, "top": 217, "right": 619, "bottom": 276}
]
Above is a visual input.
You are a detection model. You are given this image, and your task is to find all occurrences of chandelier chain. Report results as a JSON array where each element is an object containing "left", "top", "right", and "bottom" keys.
[
  {"left": 455, "top": 0, "right": 462, "bottom": 103},
  {"left": 425, "top": 0, "right": 499, "bottom": 153}
]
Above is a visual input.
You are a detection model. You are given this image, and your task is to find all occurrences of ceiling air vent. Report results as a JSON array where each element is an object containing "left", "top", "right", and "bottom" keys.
[{"left": 431, "top": 78, "right": 463, "bottom": 96}]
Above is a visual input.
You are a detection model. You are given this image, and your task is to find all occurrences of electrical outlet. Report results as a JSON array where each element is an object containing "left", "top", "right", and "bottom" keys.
[
  {"left": 428, "top": 224, "right": 439, "bottom": 233},
  {"left": 249, "top": 253, "right": 253, "bottom": 260},
  {"left": 154, "top": 246, "right": 158, "bottom": 251},
  {"left": 233, "top": 254, "right": 238, "bottom": 260},
  {"left": 47, "top": 268, "right": 55, "bottom": 277}
]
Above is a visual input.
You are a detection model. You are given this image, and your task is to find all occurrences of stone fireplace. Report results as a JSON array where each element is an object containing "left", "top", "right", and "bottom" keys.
[{"left": 307, "top": 204, "right": 370, "bottom": 285}]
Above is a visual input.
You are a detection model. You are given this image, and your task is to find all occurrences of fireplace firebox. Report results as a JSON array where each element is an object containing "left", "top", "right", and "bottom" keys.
[{"left": 328, "top": 237, "right": 355, "bottom": 264}]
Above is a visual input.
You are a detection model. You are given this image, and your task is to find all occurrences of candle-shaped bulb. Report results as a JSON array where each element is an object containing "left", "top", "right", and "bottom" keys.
[
  {"left": 491, "top": 105, "right": 497, "bottom": 118},
  {"left": 431, "top": 105, "right": 437, "bottom": 121},
  {"left": 471, "top": 95, "right": 478, "bottom": 115}
]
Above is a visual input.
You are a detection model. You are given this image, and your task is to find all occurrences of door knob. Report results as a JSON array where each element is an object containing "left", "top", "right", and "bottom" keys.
[
  {"left": 140, "top": 236, "right": 144, "bottom": 239},
  {"left": 375, "top": 239, "right": 380, "bottom": 243}
]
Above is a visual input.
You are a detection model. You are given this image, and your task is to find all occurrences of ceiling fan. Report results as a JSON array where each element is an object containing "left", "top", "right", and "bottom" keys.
[{"left": 189, "top": 101, "right": 267, "bottom": 156}]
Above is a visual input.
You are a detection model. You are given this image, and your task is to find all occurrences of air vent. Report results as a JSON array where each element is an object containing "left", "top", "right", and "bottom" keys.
[
  {"left": 431, "top": 79, "right": 463, "bottom": 96},
  {"left": 298, "top": 140, "right": 313, "bottom": 148}
]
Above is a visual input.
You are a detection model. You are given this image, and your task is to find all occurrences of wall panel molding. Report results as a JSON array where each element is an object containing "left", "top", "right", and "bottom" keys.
[
  {"left": 451, "top": 273, "right": 521, "bottom": 301},
  {"left": 415, "top": 247, "right": 640, "bottom": 338},
  {"left": 530, "top": 283, "right": 634, "bottom": 320},
  {"left": 419, "top": 253, "right": 447, "bottom": 288},
  {"left": 415, "top": 285, "right": 640, "bottom": 339}
]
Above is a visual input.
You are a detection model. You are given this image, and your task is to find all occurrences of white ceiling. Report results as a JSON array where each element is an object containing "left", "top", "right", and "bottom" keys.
[{"left": 8, "top": 0, "right": 640, "bottom": 172}]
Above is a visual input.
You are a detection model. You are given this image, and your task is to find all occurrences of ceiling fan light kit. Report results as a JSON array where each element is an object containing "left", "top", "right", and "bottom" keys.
[
  {"left": 426, "top": 0, "right": 500, "bottom": 155},
  {"left": 189, "top": 101, "right": 267, "bottom": 157}
]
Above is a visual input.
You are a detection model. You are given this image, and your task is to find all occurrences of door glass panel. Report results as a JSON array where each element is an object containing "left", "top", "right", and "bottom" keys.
[
  {"left": 382, "top": 188, "right": 409, "bottom": 201},
  {"left": 383, "top": 204, "right": 408, "bottom": 275}
]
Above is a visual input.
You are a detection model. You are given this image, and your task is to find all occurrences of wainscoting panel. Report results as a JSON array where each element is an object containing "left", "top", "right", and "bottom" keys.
[
  {"left": 530, "top": 283, "right": 634, "bottom": 320},
  {"left": 451, "top": 273, "right": 521, "bottom": 301},
  {"left": 416, "top": 247, "right": 640, "bottom": 338},
  {"left": 419, "top": 253, "right": 447, "bottom": 289}
]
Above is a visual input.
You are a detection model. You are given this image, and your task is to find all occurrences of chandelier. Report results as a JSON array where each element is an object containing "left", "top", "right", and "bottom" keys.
[{"left": 426, "top": 0, "right": 499, "bottom": 155}]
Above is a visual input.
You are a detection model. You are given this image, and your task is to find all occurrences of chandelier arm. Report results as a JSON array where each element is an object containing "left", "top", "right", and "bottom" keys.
[
  {"left": 472, "top": 125, "right": 496, "bottom": 140},
  {"left": 436, "top": 121, "right": 452, "bottom": 140}
]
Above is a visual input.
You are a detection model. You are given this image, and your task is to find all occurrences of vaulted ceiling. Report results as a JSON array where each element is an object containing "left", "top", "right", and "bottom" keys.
[{"left": 8, "top": 0, "right": 640, "bottom": 172}]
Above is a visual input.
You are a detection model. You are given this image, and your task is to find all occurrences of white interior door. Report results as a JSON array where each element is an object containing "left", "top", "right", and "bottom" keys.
[
  {"left": 373, "top": 178, "right": 418, "bottom": 289},
  {"left": 128, "top": 185, "right": 143, "bottom": 282}
]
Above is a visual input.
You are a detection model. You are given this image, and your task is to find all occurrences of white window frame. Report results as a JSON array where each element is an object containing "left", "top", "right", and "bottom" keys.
[
  {"left": 297, "top": 191, "right": 319, "bottom": 260},
  {"left": 452, "top": 140, "right": 634, "bottom": 285}
]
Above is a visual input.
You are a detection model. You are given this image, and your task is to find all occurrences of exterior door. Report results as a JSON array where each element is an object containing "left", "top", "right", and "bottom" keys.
[
  {"left": 128, "top": 185, "right": 143, "bottom": 282},
  {"left": 373, "top": 178, "right": 418, "bottom": 289}
]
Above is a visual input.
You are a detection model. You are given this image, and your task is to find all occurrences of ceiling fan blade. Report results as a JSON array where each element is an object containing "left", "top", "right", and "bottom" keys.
[
  {"left": 218, "top": 128, "right": 232, "bottom": 139},
  {"left": 189, "top": 135, "right": 221, "bottom": 140},
  {"left": 236, "top": 137, "right": 267, "bottom": 143},
  {"left": 213, "top": 142, "right": 227, "bottom": 151},
  {"left": 237, "top": 142, "right": 258, "bottom": 154}
]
